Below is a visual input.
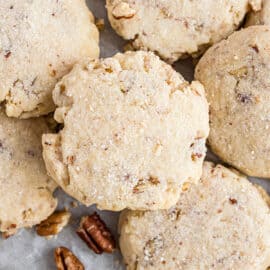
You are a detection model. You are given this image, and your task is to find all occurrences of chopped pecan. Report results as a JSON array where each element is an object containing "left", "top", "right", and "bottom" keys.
[
  {"left": 251, "top": 44, "right": 259, "bottom": 53},
  {"left": 36, "top": 210, "right": 71, "bottom": 237},
  {"left": 229, "top": 66, "right": 248, "bottom": 78},
  {"left": 229, "top": 198, "right": 237, "bottom": 205},
  {"left": 54, "top": 247, "right": 84, "bottom": 270},
  {"left": 76, "top": 212, "right": 115, "bottom": 254},
  {"left": 149, "top": 176, "right": 160, "bottom": 185},
  {"left": 133, "top": 176, "right": 160, "bottom": 194},
  {"left": 182, "top": 182, "right": 190, "bottom": 192},
  {"left": 4, "top": 51, "right": 11, "bottom": 59},
  {"left": 191, "top": 152, "right": 203, "bottom": 161},
  {"left": 133, "top": 179, "right": 145, "bottom": 194}
]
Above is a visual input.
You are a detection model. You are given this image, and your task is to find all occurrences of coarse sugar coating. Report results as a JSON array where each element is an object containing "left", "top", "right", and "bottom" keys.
[
  {"left": 119, "top": 162, "right": 270, "bottom": 270},
  {"left": 42, "top": 51, "right": 209, "bottom": 211},
  {"left": 195, "top": 25, "right": 270, "bottom": 177},
  {"left": 0, "top": 0, "right": 99, "bottom": 118}
]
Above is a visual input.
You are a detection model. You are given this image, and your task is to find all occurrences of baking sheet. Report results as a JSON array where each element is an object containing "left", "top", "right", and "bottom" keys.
[{"left": 0, "top": 1, "right": 269, "bottom": 269}]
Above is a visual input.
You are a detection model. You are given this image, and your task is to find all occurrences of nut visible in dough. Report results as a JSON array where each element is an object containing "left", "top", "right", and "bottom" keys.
[
  {"left": 0, "top": 0, "right": 99, "bottom": 118},
  {"left": 119, "top": 162, "right": 270, "bottom": 270},
  {"left": 106, "top": 0, "right": 261, "bottom": 62},
  {"left": 42, "top": 51, "right": 209, "bottom": 211},
  {"left": 195, "top": 25, "right": 270, "bottom": 177}
]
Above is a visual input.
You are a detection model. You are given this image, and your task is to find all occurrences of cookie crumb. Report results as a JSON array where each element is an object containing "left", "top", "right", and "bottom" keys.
[
  {"left": 70, "top": 201, "right": 78, "bottom": 208},
  {"left": 95, "top": 18, "right": 105, "bottom": 31}
]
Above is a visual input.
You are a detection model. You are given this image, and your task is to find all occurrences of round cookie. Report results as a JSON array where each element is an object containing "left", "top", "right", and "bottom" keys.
[
  {"left": 42, "top": 51, "right": 209, "bottom": 211},
  {"left": 119, "top": 162, "right": 270, "bottom": 270},
  {"left": 0, "top": 109, "right": 57, "bottom": 235},
  {"left": 246, "top": 0, "right": 270, "bottom": 26},
  {"left": 106, "top": 0, "right": 261, "bottom": 62},
  {"left": 0, "top": 0, "right": 99, "bottom": 118},
  {"left": 195, "top": 25, "right": 270, "bottom": 178}
]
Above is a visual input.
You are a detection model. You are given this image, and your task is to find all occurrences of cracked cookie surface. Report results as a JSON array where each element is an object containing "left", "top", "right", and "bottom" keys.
[
  {"left": 106, "top": 0, "right": 261, "bottom": 62},
  {"left": 119, "top": 162, "right": 270, "bottom": 270},
  {"left": 42, "top": 51, "right": 209, "bottom": 211},
  {"left": 0, "top": 0, "right": 99, "bottom": 118},
  {"left": 0, "top": 108, "right": 57, "bottom": 235},
  {"left": 195, "top": 25, "right": 270, "bottom": 177}
]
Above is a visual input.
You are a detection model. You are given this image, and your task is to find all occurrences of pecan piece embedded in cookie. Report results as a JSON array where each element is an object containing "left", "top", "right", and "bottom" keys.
[
  {"left": 76, "top": 212, "right": 115, "bottom": 254},
  {"left": 54, "top": 247, "right": 84, "bottom": 270}
]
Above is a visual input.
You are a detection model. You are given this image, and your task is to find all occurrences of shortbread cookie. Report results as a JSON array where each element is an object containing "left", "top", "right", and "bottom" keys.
[
  {"left": 119, "top": 162, "right": 270, "bottom": 270},
  {"left": 246, "top": 0, "right": 270, "bottom": 26},
  {"left": 106, "top": 0, "right": 261, "bottom": 62},
  {"left": 42, "top": 51, "right": 209, "bottom": 211},
  {"left": 0, "top": 0, "right": 99, "bottom": 118},
  {"left": 0, "top": 109, "right": 57, "bottom": 235},
  {"left": 195, "top": 26, "right": 270, "bottom": 177}
]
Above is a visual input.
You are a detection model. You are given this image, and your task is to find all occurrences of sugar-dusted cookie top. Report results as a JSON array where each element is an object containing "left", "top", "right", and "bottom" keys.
[
  {"left": 0, "top": 0, "right": 99, "bottom": 118},
  {"left": 107, "top": 0, "right": 261, "bottom": 62},
  {"left": 195, "top": 25, "right": 270, "bottom": 177},
  {"left": 42, "top": 51, "right": 209, "bottom": 211},
  {"left": 119, "top": 162, "right": 270, "bottom": 270}
]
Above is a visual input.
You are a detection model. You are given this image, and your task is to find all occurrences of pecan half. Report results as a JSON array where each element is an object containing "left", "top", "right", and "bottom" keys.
[
  {"left": 55, "top": 247, "right": 84, "bottom": 270},
  {"left": 76, "top": 212, "right": 115, "bottom": 254},
  {"left": 36, "top": 210, "right": 71, "bottom": 237}
]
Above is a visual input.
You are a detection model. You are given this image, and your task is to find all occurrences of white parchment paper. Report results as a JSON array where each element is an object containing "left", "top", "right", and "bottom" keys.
[{"left": 0, "top": 1, "right": 269, "bottom": 269}]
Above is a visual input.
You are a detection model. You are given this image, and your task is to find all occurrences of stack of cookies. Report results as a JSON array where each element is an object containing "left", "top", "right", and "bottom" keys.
[{"left": 1, "top": 1, "right": 270, "bottom": 269}]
